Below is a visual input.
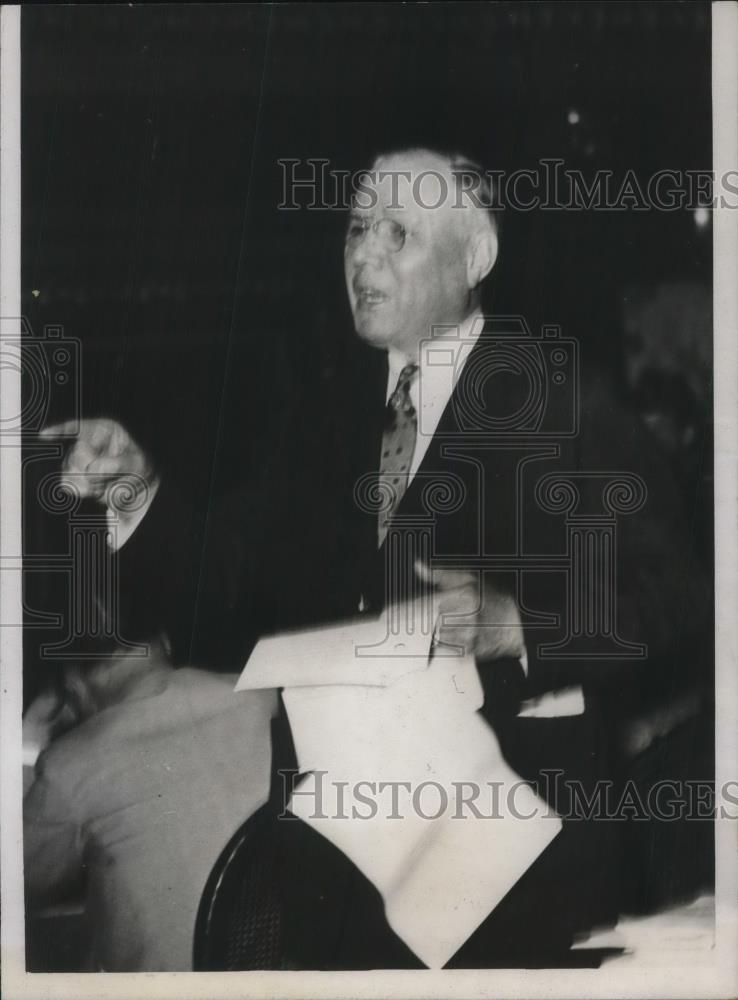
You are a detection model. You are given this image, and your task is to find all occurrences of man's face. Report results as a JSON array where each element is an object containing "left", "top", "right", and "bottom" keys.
[{"left": 344, "top": 153, "right": 472, "bottom": 357}]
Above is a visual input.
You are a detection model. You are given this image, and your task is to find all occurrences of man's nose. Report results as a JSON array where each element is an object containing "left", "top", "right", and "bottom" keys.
[{"left": 348, "top": 226, "right": 386, "bottom": 266}]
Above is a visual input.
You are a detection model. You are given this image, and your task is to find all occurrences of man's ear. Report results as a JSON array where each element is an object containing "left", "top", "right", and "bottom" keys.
[{"left": 466, "top": 228, "right": 498, "bottom": 289}]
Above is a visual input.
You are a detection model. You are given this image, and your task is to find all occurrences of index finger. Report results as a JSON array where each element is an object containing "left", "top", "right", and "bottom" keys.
[{"left": 39, "top": 420, "right": 80, "bottom": 439}]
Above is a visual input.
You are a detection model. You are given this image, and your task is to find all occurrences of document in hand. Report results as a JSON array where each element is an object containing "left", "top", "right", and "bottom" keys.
[
  {"left": 236, "top": 602, "right": 562, "bottom": 968},
  {"left": 235, "top": 600, "right": 436, "bottom": 690}
]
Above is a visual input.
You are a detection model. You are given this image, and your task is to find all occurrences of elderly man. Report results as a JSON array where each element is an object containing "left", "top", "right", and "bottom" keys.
[{"left": 40, "top": 148, "right": 706, "bottom": 967}]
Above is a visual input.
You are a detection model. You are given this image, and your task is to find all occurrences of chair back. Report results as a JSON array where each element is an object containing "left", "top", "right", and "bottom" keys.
[{"left": 193, "top": 807, "right": 284, "bottom": 970}]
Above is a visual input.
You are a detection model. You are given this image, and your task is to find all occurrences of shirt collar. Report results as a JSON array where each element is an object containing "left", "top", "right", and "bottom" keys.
[{"left": 386, "top": 309, "right": 484, "bottom": 401}]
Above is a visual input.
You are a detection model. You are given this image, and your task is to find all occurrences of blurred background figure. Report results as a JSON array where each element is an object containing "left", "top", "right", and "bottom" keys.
[
  {"left": 623, "top": 279, "right": 713, "bottom": 562},
  {"left": 634, "top": 368, "right": 701, "bottom": 459},
  {"left": 23, "top": 638, "right": 276, "bottom": 971},
  {"left": 616, "top": 283, "right": 714, "bottom": 918},
  {"left": 632, "top": 367, "right": 711, "bottom": 550}
]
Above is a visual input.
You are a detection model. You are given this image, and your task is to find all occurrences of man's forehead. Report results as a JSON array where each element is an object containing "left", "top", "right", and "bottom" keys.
[
  {"left": 373, "top": 150, "right": 450, "bottom": 175},
  {"left": 352, "top": 151, "right": 459, "bottom": 223}
]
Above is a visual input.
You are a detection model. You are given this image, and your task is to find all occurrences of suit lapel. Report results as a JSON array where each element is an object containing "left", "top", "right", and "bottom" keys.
[
  {"left": 374, "top": 331, "right": 525, "bottom": 565},
  {"left": 392, "top": 332, "right": 490, "bottom": 517}
]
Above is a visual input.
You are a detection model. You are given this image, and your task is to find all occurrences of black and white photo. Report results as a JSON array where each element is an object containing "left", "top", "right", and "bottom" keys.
[{"left": 1, "top": 3, "right": 737, "bottom": 998}]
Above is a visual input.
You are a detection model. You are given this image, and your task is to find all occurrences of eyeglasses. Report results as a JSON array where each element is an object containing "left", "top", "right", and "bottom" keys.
[{"left": 345, "top": 216, "right": 407, "bottom": 253}]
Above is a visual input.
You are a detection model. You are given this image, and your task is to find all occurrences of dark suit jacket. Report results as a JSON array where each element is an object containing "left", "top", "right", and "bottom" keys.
[{"left": 116, "top": 325, "right": 709, "bottom": 796}]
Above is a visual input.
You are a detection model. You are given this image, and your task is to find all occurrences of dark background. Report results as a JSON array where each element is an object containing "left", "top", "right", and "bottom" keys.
[{"left": 22, "top": 2, "right": 712, "bottom": 487}]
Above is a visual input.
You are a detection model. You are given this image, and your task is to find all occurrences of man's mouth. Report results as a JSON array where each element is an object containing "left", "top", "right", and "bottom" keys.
[{"left": 355, "top": 286, "right": 389, "bottom": 307}]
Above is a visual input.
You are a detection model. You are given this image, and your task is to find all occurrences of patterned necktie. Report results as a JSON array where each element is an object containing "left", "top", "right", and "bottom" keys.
[{"left": 378, "top": 362, "right": 419, "bottom": 547}]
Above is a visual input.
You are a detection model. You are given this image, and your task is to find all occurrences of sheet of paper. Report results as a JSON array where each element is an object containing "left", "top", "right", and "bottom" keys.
[
  {"left": 235, "top": 599, "right": 436, "bottom": 690},
  {"left": 236, "top": 600, "right": 560, "bottom": 968},
  {"left": 284, "top": 656, "right": 560, "bottom": 968}
]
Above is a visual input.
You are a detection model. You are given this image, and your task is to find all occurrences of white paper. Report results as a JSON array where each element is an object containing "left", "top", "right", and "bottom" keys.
[
  {"left": 238, "top": 607, "right": 561, "bottom": 968},
  {"left": 235, "top": 600, "right": 436, "bottom": 690}
]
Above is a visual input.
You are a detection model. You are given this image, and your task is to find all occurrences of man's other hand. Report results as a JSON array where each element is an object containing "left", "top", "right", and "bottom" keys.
[
  {"left": 415, "top": 560, "right": 525, "bottom": 662},
  {"left": 40, "top": 418, "right": 157, "bottom": 511}
]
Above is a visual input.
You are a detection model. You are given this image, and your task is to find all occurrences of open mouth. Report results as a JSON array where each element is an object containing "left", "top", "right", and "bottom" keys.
[{"left": 355, "top": 287, "right": 389, "bottom": 306}]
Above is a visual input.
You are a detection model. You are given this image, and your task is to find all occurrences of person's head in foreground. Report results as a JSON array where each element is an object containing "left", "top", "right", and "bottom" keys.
[{"left": 23, "top": 635, "right": 172, "bottom": 756}]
